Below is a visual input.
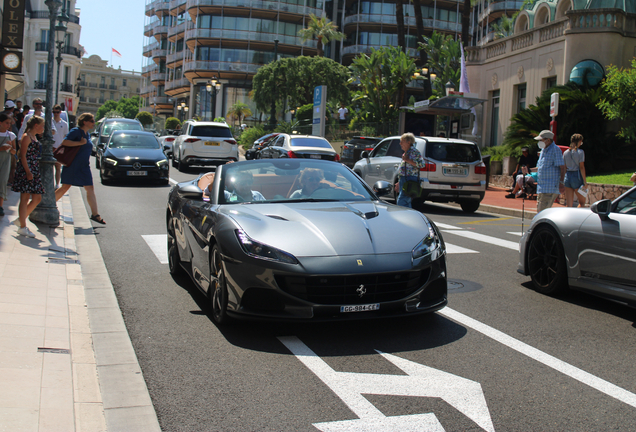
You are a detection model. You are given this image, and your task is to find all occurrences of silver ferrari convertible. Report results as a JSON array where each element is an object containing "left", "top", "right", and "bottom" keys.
[
  {"left": 166, "top": 159, "right": 447, "bottom": 324},
  {"left": 518, "top": 186, "right": 636, "bottom": 305}
]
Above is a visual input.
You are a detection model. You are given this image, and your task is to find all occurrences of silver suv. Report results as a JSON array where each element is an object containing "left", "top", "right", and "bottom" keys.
[
  {"left": 353, "top": 136, "right": 486, "bottom": 212},
  {"left": 172, "top": 121, "right": 238, "bottom": 171}
]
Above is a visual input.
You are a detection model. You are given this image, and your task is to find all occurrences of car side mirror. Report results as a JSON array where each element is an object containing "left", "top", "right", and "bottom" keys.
[
  {"left": 591, "top": 199, "right": 611, "bottom": 220},
  {"left": 178, "top": 184, "right": 204, "bottom": 200},
  {"left": 163, "top": 144, "right": 170, "bottom": 151},
  {"left": 97, "top": 143, "right": 105, "bottom": 149},
  {"left": 91, "top": 132, "right": 98, "bottom": 137},
  {"left": 373, "top": 180, "right": 393, "bottom": 197},
  {"left": 360, "top": 150, "right": 370, "bottom": 159}
]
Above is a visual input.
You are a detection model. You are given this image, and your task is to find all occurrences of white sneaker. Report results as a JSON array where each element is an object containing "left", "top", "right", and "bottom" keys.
[{"left": 17, "top": 227, "right": 35, "bottom": 238}]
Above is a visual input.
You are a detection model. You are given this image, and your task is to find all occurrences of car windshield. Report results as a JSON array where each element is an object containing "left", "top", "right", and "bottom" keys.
[
  {"left": 426, "top": 142, "right": 481, "bottom": 163},
  {"left": 191, "top": 125, "right": 233, "bottom": 138},
  {"left": 103, "top": 122, "right": 143, "bottom": 136},
  {"left": 217, "top": 160, "right": 374, "bottom": 204},
  {"left": 290, "top": 137, "right": 333, "bottom": 149},
  {"left": 109, "top": 134, "right": 160, "bottom": 149}
]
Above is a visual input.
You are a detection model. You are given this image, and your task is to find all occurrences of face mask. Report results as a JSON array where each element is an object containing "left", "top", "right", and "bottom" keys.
[{"left": 538, "top": 141, "right": 546, "bottom": 149}]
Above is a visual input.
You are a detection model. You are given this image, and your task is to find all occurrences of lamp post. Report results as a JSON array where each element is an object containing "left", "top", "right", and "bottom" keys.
[
  {"left": 31, "top": 0, "right": 63, "bottom": 226},
  {"left": 205, "top": 77, "right": 221, "bottom": 121},
  {"left": 54, "top": 3, "right": 69, "bottom": 105},
  {"left": 445, "top": 81, "right": 455, "bottom": 96},
  {"left": 268, "top": 39, "right": 279, "bottom": 129}
]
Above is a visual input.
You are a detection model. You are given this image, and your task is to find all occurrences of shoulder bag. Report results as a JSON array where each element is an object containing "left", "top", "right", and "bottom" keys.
[
  {"left": 53, "top": 144, "right": 81, "bottom": 167},
  {"left": 401, "top": 158, "right": 422, "bottom": 199}
]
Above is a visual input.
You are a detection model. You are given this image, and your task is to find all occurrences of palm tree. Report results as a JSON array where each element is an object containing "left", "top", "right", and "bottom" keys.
[
  {"left": 298, "top": 14, "right": 344, "bottom": 57},
  {"left": 226, "top": 102, "right": 252, "bottom": 126}
]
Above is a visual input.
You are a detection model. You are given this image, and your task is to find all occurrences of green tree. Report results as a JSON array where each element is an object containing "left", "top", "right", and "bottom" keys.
[
  {"left": 348, "top": 47, "right": 419, "bottom": 134},
  {"left": 165, "top": 117, "right": 181, "bottom": 130},
  {"left": 418, "top": 32, "right": 461, "bottom": 97},
  {"left": 135, "top": 111, "right": 154, "bottom": 128},
  {"left": 252, "top": 56, "right": 350, "bottom": 122},
  {"left": 226, "top": 102, "right": 252, "bottom": 126},
  {"left": 116, "top": 96, "right": 142, "bottom": 119},
  {"left": 491, "top": 15, "right": 515, "bottom": 39},
  {"left": 298, "top": 14, "right": 344, "bottom": 57},
  {"left": 598, "top": 59, "right": 636, "bottom": 143},
  {"left": 95, "top": 100, "right": 119, "bottom": 121}
]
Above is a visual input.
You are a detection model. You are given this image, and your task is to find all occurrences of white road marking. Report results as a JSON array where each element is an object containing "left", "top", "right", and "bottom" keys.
[
  {"left": 506, "top": 232, "right": 523, "bottom": 236},
  {"left": 445, "top": 243, "right": 479, "bottom": 254},
  {"left": 441, "top": 230, "right": 519, "bottom": 251},
  {"left": 142, "top": 234, "right": 168, "bottom": 264},
  {"left": 169, "top": 178, "right": 178, "bottom": 185},
  {"left": 433, "top": 222, "right": 462, "bottom": 230},
  {"left": 279, "top": 336, "right": 494, "bottom": 432},
  {"left": 439, "top": 307, "right": 636, "bottom": 409}
]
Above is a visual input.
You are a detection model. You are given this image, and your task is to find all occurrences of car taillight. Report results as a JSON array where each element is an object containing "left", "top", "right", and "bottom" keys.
[
  {"left": 165, "top": 138, "right": 175, "bottom": 142},
  {"left": 364, "top": 147, "right": 375, "bottom": 152},
  {"left": 225, "top": 139, "right": 237, "bottom": 145},
  {"left": 420, "top": 160, "right": 436, "bottom": 172},
  {"left": 334, "top": 153, "right": 340, "bottom": 162},
  {"left": 184, "top": 138, "right": 199, "bottom": 143},
  {"left": 475, "top": 162, "right": 487, "bottom": 175},
  {"left": 287, "top": 151, "right": 298, "bottom": 158}
]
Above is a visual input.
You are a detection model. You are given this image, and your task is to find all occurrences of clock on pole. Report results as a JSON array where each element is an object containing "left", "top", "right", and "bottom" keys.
[{"left": 1, "top": 50, "right": 22, "bottom": 73}]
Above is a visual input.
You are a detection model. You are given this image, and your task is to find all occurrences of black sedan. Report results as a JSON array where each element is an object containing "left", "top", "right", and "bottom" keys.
[
  {"left": 166, "top": 158, "right": 447, "bottom": 324},
  {"left": 245, "top": 133, "right": 279, "bottom": 160},
  {"left": 97, "top": 130, "right": 170, "bottom": 185}
]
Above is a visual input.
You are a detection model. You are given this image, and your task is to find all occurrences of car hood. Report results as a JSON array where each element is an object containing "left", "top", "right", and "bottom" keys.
[
  {"left": 105, "top": 148, "right": 167, "bottom": 161},
  {"left": 221, "top": 201, "right": 428, "bottom": 257}
]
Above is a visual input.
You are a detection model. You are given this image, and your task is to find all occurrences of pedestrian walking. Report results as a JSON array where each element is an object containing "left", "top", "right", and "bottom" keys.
[
  {"left": 395, "top": 132, "right": 423, "bottom": 208},
  {"left": 338, "top": 103, "right": 348, "bottom": 133},
  {"left": 533, "top": 130, "right": 565, "bottom": 213},
  {"left": 54, "top": 113, "right": 105, "bottom": 224},
  {"left": 52, "top": 104, "right": 69, "bottom": 189},
  {"left": 18, "top": 98, "right": 55, "bottom": 141},
  {"left": 0, "top": 113, "right": 17, "bottom": 216},
  {"left": 11, "top": 116, "right": 45, "bottom": 237},
  {"left": 563, "top": 133, "right": 587, "bottom": 207}
]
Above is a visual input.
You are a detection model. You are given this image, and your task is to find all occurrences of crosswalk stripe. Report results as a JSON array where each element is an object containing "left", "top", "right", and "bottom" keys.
[
  {"left": 441, "top": 230, "right": 519, "bottom": 250},
  {"left": 142, "top": 234, "right": 168, "bottom": 264},
  {"left": 445, "top": 243, "right": 479, "bottom": 254},
  {"left": 433, "top": 222, "right": 462, "bottom": 230},
  {"left": 507, "top": 232, "right": 523, "bottom": 236}
]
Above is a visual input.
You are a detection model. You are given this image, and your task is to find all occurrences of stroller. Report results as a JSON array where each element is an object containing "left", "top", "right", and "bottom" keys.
[{"left": 519, "top": 166, "right": 537, "bottom": 200}]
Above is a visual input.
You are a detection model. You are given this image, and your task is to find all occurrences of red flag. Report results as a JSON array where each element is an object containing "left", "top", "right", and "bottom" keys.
[
  {"left": 65, "top": 97, "right": 73, "bottom": 113},
  {"left": 112, "top": 48, "right": 122, "bottom": 57}
]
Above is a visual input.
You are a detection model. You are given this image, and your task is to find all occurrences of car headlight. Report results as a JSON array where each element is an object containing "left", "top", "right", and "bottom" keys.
[
  {"left": 235, "top": 229, "right": 298, "bottom": 264},
  {"left": 104, "top": 157, "right": 118, "bottom": 166},
  {"left": 412, "top": 219, "right": 441, "bottom": 259},
  {"left": 156, "top": 159, "right": 168, "bottom": 168}
]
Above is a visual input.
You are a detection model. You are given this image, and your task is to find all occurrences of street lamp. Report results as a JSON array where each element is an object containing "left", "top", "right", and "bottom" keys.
[
  {"left": 54, "top": 3, "right": 69, "bottom": 105},
  {"left": 31, "top": 0, "right": 63, "bottom": 226},
  {"left": 445, "top": 81, "right": 455, "bottom": 96},
  {"left": 429, "top": 72, "right": 437, "bottom": 81},
  {"left": 422, "top": 67, "right": 428, "bottom": 75},
  {"left": 205, "top": 77, "right": 221, "bottom": 120}
]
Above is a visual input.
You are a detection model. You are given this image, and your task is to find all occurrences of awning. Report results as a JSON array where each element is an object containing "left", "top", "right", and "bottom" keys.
[{"left": 402, "top": 93, "right": 486, "bottom": 116}]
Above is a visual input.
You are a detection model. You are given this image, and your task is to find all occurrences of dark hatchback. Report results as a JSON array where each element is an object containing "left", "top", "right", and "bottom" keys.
[
  {"left": 97, "top": 130, "right": 170, "bottom": 185},
  {"left": 341, "top": 136, "right": 382, "bottom": 167},
  {"left": 245, "top": 133, "right": 279, "bottom": 160}
]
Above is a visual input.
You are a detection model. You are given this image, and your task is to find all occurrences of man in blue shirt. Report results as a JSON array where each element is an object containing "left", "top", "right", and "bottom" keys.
[{"left": 533, "top": 130, "right": 565, "bottom": 213}]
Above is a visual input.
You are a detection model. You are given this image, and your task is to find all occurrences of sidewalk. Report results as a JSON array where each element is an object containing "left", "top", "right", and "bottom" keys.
[
  {"left": 472, "top": 186, "right": 566, "bottom": 218},
  {"left": 0, "top": 188, "right": 160, "bottom": 432}
]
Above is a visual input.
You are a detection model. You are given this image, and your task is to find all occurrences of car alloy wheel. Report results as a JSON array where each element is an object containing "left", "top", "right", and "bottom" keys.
[
  {"left": 167, "top": 215, "right": 184, "bottom": 276},
  {"left": 209, "top": 245, "right": 229, "bottom": 324},
  {"left": 527, "top": 225, "right": 568, "bottom": 295}
]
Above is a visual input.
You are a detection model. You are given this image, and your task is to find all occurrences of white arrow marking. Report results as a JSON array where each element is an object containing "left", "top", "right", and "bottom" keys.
[{"left": 278, "top": 336, "right": 494, "bottom": 432}]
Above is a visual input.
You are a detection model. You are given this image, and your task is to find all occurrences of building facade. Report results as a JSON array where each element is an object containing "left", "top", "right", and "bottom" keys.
[
  {"left": 5, "top": 0, "right": 82, "bottom": 114},
  {"left": 76, "top": 55, "right": 142, "bottom": 117},
  {"left": 141, "top": 0, "right": 466, "bottom": 124},
  {"left": 466, "top": 0, "right": 636, "bottom": 148}
]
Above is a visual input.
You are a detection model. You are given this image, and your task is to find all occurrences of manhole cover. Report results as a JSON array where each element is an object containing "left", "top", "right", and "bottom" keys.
[{"left": 447, "top": 279, "right": 482, "bottom": 294}]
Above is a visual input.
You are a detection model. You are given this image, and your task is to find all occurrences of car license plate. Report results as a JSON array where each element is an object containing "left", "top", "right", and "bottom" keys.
[
  {"left": 340, "top": 303, "right": 380, "bottom": 313},
  {"left": 205, "top": 141, "right": 220, "bottom": 146},
  {"left": 127, "top": 171, "right": 147, "bottom": 176},
  {"left": 443, "top": 167, "right": 467, "bottom": 176},
  {"left": 310, "top": 154, "right": 321, "bottom": 159}
]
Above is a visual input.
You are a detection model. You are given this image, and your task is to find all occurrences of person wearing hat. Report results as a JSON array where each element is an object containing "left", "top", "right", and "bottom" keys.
[
  {"left": 508, "top": 146, "right": 536, "bottom": 191},
  {"left": 533, "top": 130, "right": 565, "bottom": 213},
  {"left": 2, "top": 101, "right": 19, "bottom": 136}
]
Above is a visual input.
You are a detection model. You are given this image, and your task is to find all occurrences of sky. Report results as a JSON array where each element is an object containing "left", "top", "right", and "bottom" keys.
[{"left": 75, "top": 0, "right": 146, "bottom": 73}]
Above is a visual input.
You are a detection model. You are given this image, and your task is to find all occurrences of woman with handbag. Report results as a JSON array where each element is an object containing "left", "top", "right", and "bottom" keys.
[
  {"left": 54, "top": 113, "right": 105, "bottom": 224},
  {"left": 11, "top": 116, "right": 45, "bottom": 237},
  {"left": 396, "top": 132, "right": 423, "bottom": 208},
  {"left": 563, "top": 133, "right": 587, "bottom": 207}
]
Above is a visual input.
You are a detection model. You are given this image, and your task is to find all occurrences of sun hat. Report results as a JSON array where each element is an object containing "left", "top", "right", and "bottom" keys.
[{"left": 534, "top": 130, "right": 554, "bottom": 140}]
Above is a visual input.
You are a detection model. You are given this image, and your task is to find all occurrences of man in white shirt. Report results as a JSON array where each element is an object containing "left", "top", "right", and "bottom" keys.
[
  {"left": 52, "top": 104, "right": 69, "bottom": 188},
  {"left": 338, "top": 103, "right": 348, "bottom": 132},
  {"left": 17, "top": 98, "right": 56, "bottom": 140}
]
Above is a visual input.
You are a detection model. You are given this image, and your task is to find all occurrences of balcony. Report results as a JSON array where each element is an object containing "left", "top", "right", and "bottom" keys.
[
  {"left": 141, "top": 85, "right": 156, "bottom": 96},
  {"left": 152, "top": 48, "right": 168, "bottom": 60},
  {"left": 60, "top": 83, "right": 74, "bottom": 93},
  {"left": 145, "top": 0, "right": 158, "bottom": 16},
  {"left": 478, "top": 1, "right": 525, "bottom": 23},
  {"left": 150, "top": 72, "right": 167, "bottom": 83},
  {"left": 168, "top": 20, "right": 193, "bottom": 40},
  {"left": 61, "top": 45, "right": 82, "bottom": 58},
  {"left": 343, "top": 14, "right": 461, "bottom": 33},
  {"left": 33, "top": 80, "right": 47, "bottom": 90},
  {"left": 154, "top": 0, "right": 170, "bottom": 16},
  {"left": 183, "top": 60, "right": 260, "bottom": 75},
  {"left": 99, "top": 83, "right": 108, "bottom": 89},
  {"left": 165, "top": 77, "right": 190, "bottom": 92},
  {"left": 144, "top": 21, "right": 158, "bottom": 37},
  {"left": 167, "top": 50, "right": 192, "bottom": 66},
  {"left": 342, "top": 45, "right": 418, "bottom": 57},
  {"left": 185, "top": 28, "right": 316, "bottom": 49},
  {"left": 151, "top": 96, "right": 171, "bottom": 105},
  {"left": 185, "top": 0, "right": 322, "bottom": 17},
  {"left": 154, "top": 25, "right": 169, "bottom": 37},
  {"left": 88, "top": 83, "right": 98, "bottom": 88},
  {"left": 35, "top": 42, "right": 48, "bottom": 52},
  {"left": 142, "top": 64, "right": 159, "bottom": 74},
  {"left": 169, "top": 0, "right": 187, "bottom": 16},
  {"left": 30, "top": 10, "right": 80, "bottom": 24},
  {"left": 109, "top": 85, "right": 117, "bottom": 90},
  {"left": 143, "top": 41, "right": 159, "bottom": 57}
]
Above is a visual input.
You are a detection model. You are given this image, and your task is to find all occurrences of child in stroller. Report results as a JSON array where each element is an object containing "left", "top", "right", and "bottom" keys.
[{"left": 506, "top": 166, "right": 537, "bottom": 199}]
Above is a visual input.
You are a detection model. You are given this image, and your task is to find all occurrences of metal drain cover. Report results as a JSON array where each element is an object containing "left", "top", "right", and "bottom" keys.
[{"left": 447, "top": 279, "right": 482, "bottom": 294}]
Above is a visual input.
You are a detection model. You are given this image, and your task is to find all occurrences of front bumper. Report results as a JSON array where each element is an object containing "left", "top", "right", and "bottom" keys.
[{"left": 101, "top": 164, "right": 169, "bottom": 181}]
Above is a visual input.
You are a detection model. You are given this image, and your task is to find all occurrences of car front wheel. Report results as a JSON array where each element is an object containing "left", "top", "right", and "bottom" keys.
[
  {"left": 527, "top": 225, "right": 568, "bottom": 295},
  {"left": 209, "top": 245, "right": 229, "bottom": 325},
  {"left": 167, "top": 215, "right": 184, "bottom": 276}
]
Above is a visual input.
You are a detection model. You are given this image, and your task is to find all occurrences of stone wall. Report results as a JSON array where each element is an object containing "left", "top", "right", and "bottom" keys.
[{"left": 489, "top": 175, "right": 633, "bottom": 205}]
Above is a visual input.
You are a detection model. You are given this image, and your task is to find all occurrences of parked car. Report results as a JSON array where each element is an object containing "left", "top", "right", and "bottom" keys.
[
  {"left": 97, "top": 130, "right": 170, "bottom": 185},
  {"left": 518, "top": 186, "right": 636, "bottom": 303},
  {"left": 340, "top": 136, "right": 382, "bottom": 167},
  {"left": 258, "top": 134, "right": 340, "bottom": 162},
  {"left": 158, "top": 133, "right": 178, "bottom": 158},
  {"left": 91, "top": 117, "right": 144, "bottom": 156},
  {"left": 245, "top": 133, "right": 279, "bottom": 160},
  {"left": 172, "top": 120, "right": 238, "bottom": 171},
  {"left": 353, "top": 136, "right": 486, "bottom": 213},
  {"left": 166, "top": 158, "right": 447, "bottom": 324}
]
